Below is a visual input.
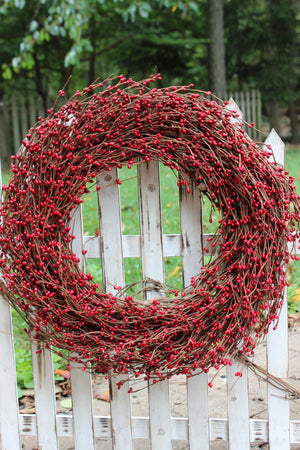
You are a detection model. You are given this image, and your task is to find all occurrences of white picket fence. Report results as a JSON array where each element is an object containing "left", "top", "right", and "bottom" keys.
[{"left": 0, "top": 102, "right": 300, "bottom": 450}]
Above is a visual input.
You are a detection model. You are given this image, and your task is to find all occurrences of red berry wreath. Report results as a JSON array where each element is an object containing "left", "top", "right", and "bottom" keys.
[{"left": 0, "top": 74, "right": 299, "bottom": 382}]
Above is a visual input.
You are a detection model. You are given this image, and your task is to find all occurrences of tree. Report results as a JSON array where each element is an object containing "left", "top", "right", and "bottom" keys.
[
  {"left": 0, "top": 0, "right": 206, "bottom": 105},
  {"left": 225, "top": 0, "right": 300, "bottom": 140},
  {"left": 207, "top": 0, "right": 226, "bottom": 97}
]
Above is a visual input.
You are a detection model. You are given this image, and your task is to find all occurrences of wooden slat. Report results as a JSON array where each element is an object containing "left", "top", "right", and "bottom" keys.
[
  {"left": 0, "top": 297, "right": 22, "bottom": 450},
  {"left": 251, "top": 89, "right": 257, "bottom": 140},
  {"left": 69, "top": 206, "right": 95, "bottom": 450},
  {"left": 0, "top": 104, "right": 9, "bottom": 163},
  {"left": 227, "top": 360, "right": 250, "bottom": 449},
  {"left": 11, "top": 94, "right": 20, "bottom": 152},
  {"left": 265, "top": 130, "right": 290, "bottom": 449},
  {"left": 28, "top": 96, "right": 38, "bottom": 128},
  {"left": 256, "top": 90, "right": 262, "bottom": 140},
  {"left": 226, "top": 98, "right": 243, "bottom": 128},
  {"left": 225, "top": 100, "right": 250, "bottom": 449},
  {"left": 179, "top": 181, "right": 210, "bottom": 450},
  {"left": 245, "top": 90, "right": 251, "bottom": 129},
  {"left": 0, "top": 161, "right": 22, "bottom": 450},
  {"left": 20, "top": 96, "right": 28, "bottom": 139},
  {"left": 97, "top": 168, "right": 133, "bottom": 450},
  {"left": 138, "top": 160, "right": 172, "bottom": 450},
  {"left": 31, "top": 338, "right": 58, "bottom": 450}
]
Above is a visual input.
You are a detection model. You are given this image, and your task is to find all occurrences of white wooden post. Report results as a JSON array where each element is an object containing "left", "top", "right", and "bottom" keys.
[
  {"left": 227, "top": 360, "right": 250, "bottom": 449},
  {"left": 31, "top": 338, "right": 58, "bottom": 450},
  {"left": 138, "top": 160, "right": 172, "bottom": 450},
  {"left": 0, "top": 297, "right": 22, "bottom": 450},
  {"left": 70, "top": 205, "right": 95, "bottom": 450},
  {"left": 97, "top": 168, "right": 134, "bottom": 450},
  {"left": 225, "top": 100, "right": 251, "bottom": 449},
  {"left": 179, "top": 181, "right": 210, "bottom": 450},
  {"left": 265, "top": 129, "right": 290, "bottom": 449},
  {"left": 0, "top": 161, "right": 22, "bottom": 450}
]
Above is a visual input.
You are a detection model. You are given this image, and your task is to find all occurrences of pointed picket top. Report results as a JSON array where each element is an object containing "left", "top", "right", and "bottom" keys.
[
  {"left": 225, "top": 98, "right": 244, "bottom": 128},
  {"left": 264, "top": 128, "right": 285, "bottom": 165}
]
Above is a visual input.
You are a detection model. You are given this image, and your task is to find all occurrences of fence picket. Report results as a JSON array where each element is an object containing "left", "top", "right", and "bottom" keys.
[
  {"left": 138, "top": 160, "right": 172, "bottom": 450},
  {"left": 31, "top": 338, "right": 58, "bottom": 450},
  {"left": 246, "top": 90, "right": 251, "bottom": 127},
  {"left": 11, "top": 95, "right": 20, "bottom": 152},
  {"left": 0, "top": 297, "right": 22, "bottom": 450},
  {"left": 0, "top": 103, "right": 9, "bottom": 164},
  {"left": 265, "top": 130, "right": 290, "bottom": 449},
  {"left": 179, "top": 181, "right": 210, "bottom": 450},
  {"left": 20, "top": 96, "right": 28, "bottom": 140},
  {"left": 225, "top": 100, "right": 251, "bottom": 449},
  {"left": 28, "top": 97, "right": 38, "bottom": 128},
  {"left": 69, "top": 206, "right": 95, "bottom": 450},
  {"left": 97, "top": 168, "right": 133, "bottom": 450},
  {"left": 227, "top": 360, "right": 250, "bottom": 449}
]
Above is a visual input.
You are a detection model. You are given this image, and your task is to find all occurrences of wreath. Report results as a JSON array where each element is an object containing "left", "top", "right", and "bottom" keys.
[{"left": 0, "top": 74, "right": 299, "bottom": 384}]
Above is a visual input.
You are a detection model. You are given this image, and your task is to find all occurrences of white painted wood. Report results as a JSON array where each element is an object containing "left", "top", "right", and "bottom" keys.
[
  {"left": 18, "top": 414, "right": 300, "bottom": 443},
  {"left": 83, "top": 233, "right": 215, "bottom": 259},
  {"left": 226, "top": 100, "right": 250, "bottom": 449},
  {"left": 138, "top": 160, "right": 172, "bottom": 450},
  {"left": 69, "top": 205, "right": 95, "bottom": 450},
  {"left": 97, "top": 168, "right": 133, "bottom": 450},
  {"left": 0, "top": 297, "right": 22, "bottom": 450},
  {"left": 31, "top": 337, "right": 58, "bottom": 450},
  {"left": 179, "top": 181, "right": 210, "bottom": 450},
  {"left": 265, "top": 128, "right": 285, "bottom": 166},
  {"left": 186, "top": 374, "right": 210, "bottom": 449},
  {"left": 227, "top": 360, "right": 250, "bottom": 449},
  {"left": 0, "top": 160, "right": 22, "bottom": 450},
  {"left": 265, "top": 130, "right": 290, "bottom": 449},
  {"left": 226, "top": 98, "right": 243, "bottom": 128}
]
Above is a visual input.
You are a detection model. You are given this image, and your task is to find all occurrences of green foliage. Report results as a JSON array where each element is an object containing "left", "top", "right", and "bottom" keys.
[
  {"left": 12, "top": 308, "right": 67, "bottom": 397},
  {"left": 0, "top": 0, "right": 206, "bottom": 100},
  {"left": 225, "top": 0, "right": 299, "bottom": 104}
]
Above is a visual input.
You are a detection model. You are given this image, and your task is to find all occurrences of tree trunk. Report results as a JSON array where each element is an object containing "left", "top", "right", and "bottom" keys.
[
  {"left": 289, "top": 100, "right": 300, "bottom": 143},
  {"left": 207, "top": 0, "right": 226, "bottom": 98},
  {"left": 88, "top": 16, "right": 96, "bottom": 85}
]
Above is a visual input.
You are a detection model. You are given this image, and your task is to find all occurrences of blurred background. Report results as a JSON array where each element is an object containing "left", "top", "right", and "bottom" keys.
[{"left": 0, "top": 0, "right": 299, "bottom": 167}]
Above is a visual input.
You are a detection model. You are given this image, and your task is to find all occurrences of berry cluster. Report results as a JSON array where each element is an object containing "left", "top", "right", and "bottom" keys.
[{"left": 0, "top": 74, "right": 299, "bottom": 384}]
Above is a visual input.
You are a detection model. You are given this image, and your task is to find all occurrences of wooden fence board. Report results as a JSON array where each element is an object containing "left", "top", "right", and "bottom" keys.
[
  {"left": 265, "top": 130, "right": 290, "bottom": 449},
  {"left": 31, "top": 338, "right": 58, "bottom": 450},
  {"left": 138, "top": 160, "right": 172, "bottom": 450},
  {"left": 0, "top": 165, "right": 22, "bottom": 450},
  {"left": 0, "top": 297, "right": 22, "bottom": 450},
  {"left": 226, "top": 100, "right": 250, "bottom": 449},
  {"left": 227, "top": 360, "right": 250, "bottom": 449},
  {"left": 11, "top": 95, "right": 20, "bottom": 153},
  {"left": 69, "top": 206, "right": 95, "bottom": 450},
  {"left": 20, "top": 96, "right": 28, "bottom": 140},
  {"left": 179, "top": 180, "right": 210, "bottom": 450},
  {"left": 97, "top": 168, "right": 133, "bottom": 450}
]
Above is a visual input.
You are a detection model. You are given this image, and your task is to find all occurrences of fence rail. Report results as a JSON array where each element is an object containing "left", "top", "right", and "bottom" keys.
[{"left": 0, "top": 100, "right": 299, "bottom": 450}]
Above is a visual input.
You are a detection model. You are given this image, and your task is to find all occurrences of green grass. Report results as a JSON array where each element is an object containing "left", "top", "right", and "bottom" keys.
[
  {"left": 285, "top": 145, "right": 300, "bottom": 311},
  {"left": 6, "top": 144, "right": 300, "bottom": 393}
]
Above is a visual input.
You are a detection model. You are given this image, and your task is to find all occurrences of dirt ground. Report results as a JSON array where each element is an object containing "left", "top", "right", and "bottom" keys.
[{"left": 21, "top": 319, "right": 300, "bottom": 450}]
